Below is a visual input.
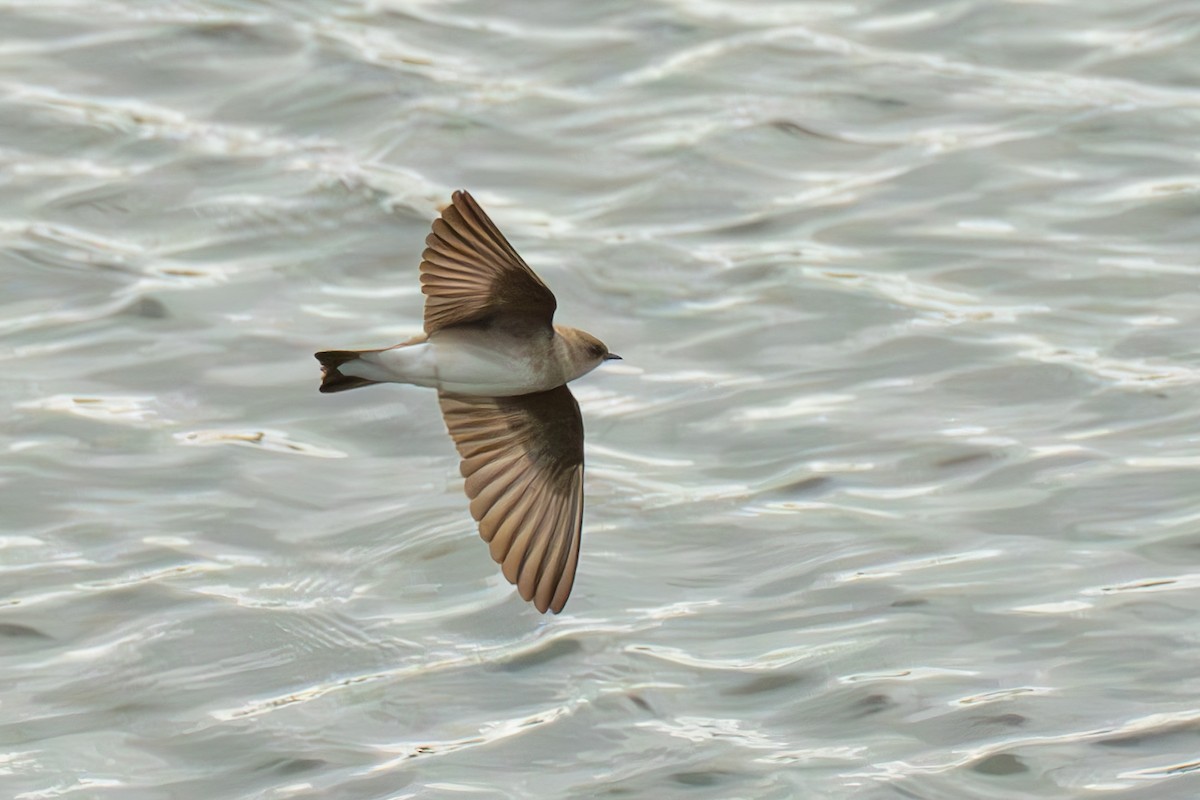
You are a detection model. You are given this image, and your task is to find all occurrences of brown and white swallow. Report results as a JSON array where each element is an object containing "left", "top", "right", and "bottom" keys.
[{"left": 316, "top": 190, "right": 618, "bottom": 613}]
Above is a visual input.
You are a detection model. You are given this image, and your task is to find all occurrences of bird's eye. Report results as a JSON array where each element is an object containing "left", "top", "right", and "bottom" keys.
[{"left": 588, "top": 344, "right": 605, "bottom": 358}]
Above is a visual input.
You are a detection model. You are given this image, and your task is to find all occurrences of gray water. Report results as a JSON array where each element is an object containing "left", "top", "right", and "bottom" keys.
[{"left": 4, "top": 1, "right": 1200, "bottom": 798}]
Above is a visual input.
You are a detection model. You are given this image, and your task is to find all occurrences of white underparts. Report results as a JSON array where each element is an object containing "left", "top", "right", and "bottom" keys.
[{"left": 340, "top": 332, "right": 562, "bottom": 397}]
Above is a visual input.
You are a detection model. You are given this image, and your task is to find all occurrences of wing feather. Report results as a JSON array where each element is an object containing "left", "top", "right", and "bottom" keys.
[
  {"left": 500, "top": 485, "right": 552, "bottom": 584},
  {"left": 510, "top": 483, "right": 556, "bottom": 573},
  {"left": 515, "top": 491, "right": 558, "bottom": 599},
  {"left": 469, "top": 463, "right": 537, "bottom": 523},
  {"left": 534, "top": 470, "right": 581, "bottom": 612},
  {"left": 547, "top": 482, "right": 583, "bottom": 613}
]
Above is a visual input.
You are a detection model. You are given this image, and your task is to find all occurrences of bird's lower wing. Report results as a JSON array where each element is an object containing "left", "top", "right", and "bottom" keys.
[{"left": 437, "top": 385, "right": 584, "bottom": 613}]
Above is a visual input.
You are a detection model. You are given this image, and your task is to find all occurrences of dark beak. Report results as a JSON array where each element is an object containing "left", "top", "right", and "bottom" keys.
[{"left": 605, "top": 353, "right": 622, "bottom": 361}]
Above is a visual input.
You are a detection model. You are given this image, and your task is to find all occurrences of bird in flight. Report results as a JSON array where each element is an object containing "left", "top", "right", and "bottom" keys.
[{"left": 316, "top": 190, "right": 618, "bottom": 613}]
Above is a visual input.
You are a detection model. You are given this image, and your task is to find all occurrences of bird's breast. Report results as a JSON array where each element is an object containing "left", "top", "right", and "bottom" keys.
[{"left": 428, "top": 328, "right": 564, "bottom": 396}]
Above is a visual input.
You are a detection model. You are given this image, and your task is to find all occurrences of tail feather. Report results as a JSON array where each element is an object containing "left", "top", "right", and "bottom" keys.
[{"left": 315, "top": 350, "right": 380, "bottom": 393}]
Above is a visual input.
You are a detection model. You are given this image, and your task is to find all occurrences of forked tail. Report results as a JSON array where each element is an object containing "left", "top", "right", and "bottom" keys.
[{"left": 315, "top": 350, "right": 379, "bottom": 393}]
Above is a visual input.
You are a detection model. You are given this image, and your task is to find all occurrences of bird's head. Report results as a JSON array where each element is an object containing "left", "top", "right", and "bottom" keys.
[{"left": 557, "top": 326, "right": 620, "bottom": 380}]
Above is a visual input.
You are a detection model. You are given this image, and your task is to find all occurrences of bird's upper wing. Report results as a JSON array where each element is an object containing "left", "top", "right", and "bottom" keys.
[
  {"left": 420, "top": 190, "right": 557, "bottom": 335},
  {"left": 438, "top": 385, "right": 584, "bottom": 613}
]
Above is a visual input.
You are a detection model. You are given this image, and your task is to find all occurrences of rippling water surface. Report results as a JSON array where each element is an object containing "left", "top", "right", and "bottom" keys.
[{"left": 5, "top": 1, "right": 1200, "bottom": 797}]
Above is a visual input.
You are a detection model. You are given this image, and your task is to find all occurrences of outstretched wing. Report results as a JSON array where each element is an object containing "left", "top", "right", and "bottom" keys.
[
  {"left": 438, "top": 385, "right": 584, "bottom": 613},
  {"left": 420, "top": 190, "right": 557, "bottom": 335}
]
